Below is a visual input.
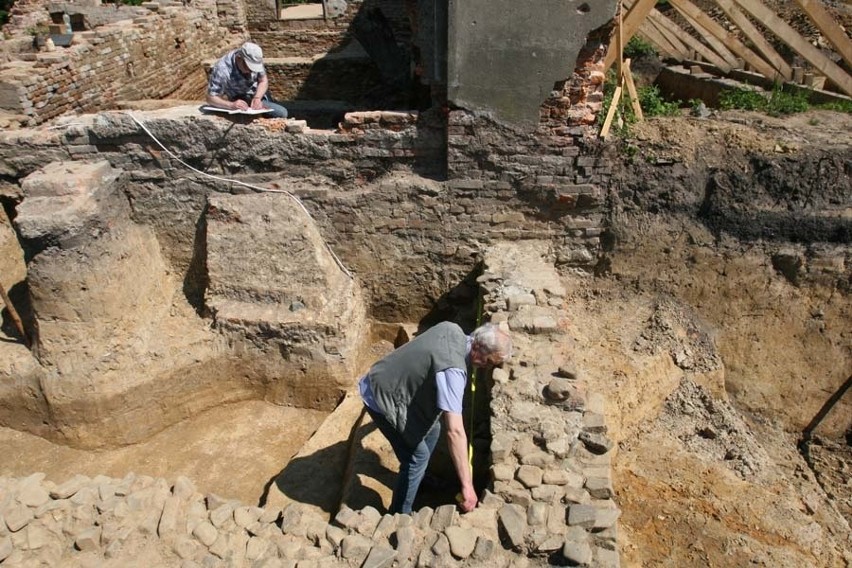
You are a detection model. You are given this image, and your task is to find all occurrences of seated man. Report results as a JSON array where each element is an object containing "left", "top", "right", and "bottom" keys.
[
  {"left": 359, "top": 322, "right": 513, "bottom": 514},
  {"left": 206, "top": 42, "right": 288, "bottom": 118}
]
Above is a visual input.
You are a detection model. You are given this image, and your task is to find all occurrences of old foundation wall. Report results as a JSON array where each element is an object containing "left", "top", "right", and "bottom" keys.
[
  {"left": 0, "top": 7, "right": 238, "bottom": 127},
  {"left": 0, "top": 107, "right": 607, "bottom": 322}
]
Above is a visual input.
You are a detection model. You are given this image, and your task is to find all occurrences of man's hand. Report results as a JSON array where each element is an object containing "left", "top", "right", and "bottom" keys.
[
  {"left": 233, "top": 99, "right": 249, "bottom": 111},
  {"left": 444, "top": 412, "right": 477, "bottom": 513},
  {"left": 250, "top": 97, "right": 264, "bottom": 110},
  {"left": 458, "top": 484, "right": 477, "bottom": 512}
]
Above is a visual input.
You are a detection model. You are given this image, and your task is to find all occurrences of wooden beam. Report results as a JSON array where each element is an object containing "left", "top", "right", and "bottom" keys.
[
  {"left": 624, "top": 59, "right": 644, "bottom": 121},
  {"left": 605, "top": 0, "right": 658, "bottom": 72},
  {"left": 649, "top": 8, "right": 731, "bottom": 70},
  {"left": 637, "top": 25, "right": 682, "bottom": 59},
  {"left": 714, "top": 0, "right": 793, "bottom": 79},
  {"left": 733, "top": 0, "right": 852, "bottom": 96},
  {"left": 669, "top": 0, "right": 782, "bottom": 80},
  {"left": 643, "top": 15, "right": 692, "bottom": 59},
  {"left": 793, "top": 0, "right": 852, "bottom": 72},
  {"left": 600, "top": 85, "right": 623, "bottom": 139},
  {"left": 669, "top": 0, "right": 741, "bottom": 68}
]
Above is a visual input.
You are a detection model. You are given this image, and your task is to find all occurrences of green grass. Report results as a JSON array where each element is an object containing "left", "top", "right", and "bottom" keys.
[{"left": 718, "top": 83, "right": 848, "bottom": 116}]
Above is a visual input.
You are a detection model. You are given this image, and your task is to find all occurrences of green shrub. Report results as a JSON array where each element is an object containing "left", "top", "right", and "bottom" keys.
[
  {"left": 624, "top": 36, "right": 657, "bottom": 59},
  {"left": 638, "top": 85, "right": 681, "bottom": 117},
  {"left": 814, "top": 100, "right": 852, "bottom": 113}
]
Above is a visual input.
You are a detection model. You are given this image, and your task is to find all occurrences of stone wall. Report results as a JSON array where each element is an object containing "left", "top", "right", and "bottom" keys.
[
  {"left": 0, "top": 7, "right": 238, "bottom": 126},
  {"left": 0, "top": 106, "right": 606, "bottom": 322},
  {"left": 261, "top": 54, "right": 382, "bottom": 102}
]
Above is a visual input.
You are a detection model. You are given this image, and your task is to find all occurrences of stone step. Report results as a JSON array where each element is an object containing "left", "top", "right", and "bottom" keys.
[{"left": 264, "top": 391, "right": 369, "bottom": 521}]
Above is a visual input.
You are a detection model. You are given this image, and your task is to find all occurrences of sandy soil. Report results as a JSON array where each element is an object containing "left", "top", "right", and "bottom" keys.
[{"left": 0, "top": 400, "right": 328, "bottom": 505}]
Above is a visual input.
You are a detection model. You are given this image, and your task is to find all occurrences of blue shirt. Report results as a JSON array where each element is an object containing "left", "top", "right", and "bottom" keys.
[
  {"left": 207, "top": 49, "right": 265, "bottom": 101},
  {"left": 360, "top": 336, "right": 470, "bottom": 416}
]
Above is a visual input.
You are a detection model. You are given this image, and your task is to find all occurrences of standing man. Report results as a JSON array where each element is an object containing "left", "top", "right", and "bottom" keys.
[
  {"left": 206, "top": 42, "right": 288, "bottom": 118},
  {"left": 359, "top": 322, "right": 512, "bottom": 514}
]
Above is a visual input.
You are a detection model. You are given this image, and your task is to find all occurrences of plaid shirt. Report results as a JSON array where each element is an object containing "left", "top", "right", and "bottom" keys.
[{"left": 207, "top": 49, "right": 264, "bottom": 101}]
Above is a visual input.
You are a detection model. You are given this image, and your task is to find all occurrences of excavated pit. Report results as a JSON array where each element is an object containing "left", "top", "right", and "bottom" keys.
[{"left": 0, "top": 109, "right": 849, "bottom": 567}]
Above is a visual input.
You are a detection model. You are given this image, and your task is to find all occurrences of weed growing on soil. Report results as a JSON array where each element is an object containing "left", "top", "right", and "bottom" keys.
[
  {"left": 718, "top": 84, "right": 844, "bottom": 116},
  {"left": 600, "top": 72, "right": 683, "bottom": 133},
  {"left": 624, "top": 36, "right": 657, "bottom": 59}
]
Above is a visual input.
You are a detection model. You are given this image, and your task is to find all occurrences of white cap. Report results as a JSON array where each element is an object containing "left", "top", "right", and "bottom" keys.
[{"left": 239, "top": 42, "right": 264, "bottom": 73}]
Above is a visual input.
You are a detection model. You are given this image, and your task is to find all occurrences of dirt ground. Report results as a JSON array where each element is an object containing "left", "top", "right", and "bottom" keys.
[
  {"left": 0, "top": 401, "right": 328, "bottom": 506},
  {"left": 560, "top": 108, "right": 851, "bottom": 567}
]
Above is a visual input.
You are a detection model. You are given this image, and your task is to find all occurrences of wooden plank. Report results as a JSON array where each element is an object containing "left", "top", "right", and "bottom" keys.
[
  {"left": 637, "top": 25, "right": 682, "bottom": 59},
  {"left": 669, "top": 0, "right": 741, "bottom": 68},
  {"left": 605, "top": 0, "right": 658, "bottom": 71},
  {"left": 624, "top": 59, "right": 645, "bottom": 121},
  {"left": 714, "top": 0, "right": 793, "bottom": 79},
  {"left": 733, "top": 0, "right": 852, "bottom": 96},
  {"left": 600, "top": 85, "right": 623, "bottom": 139},
  {"left": 639, "top": 15, "right": 692, "bottom": 60},
  {"left": 670, "top": 0, "right": 782, "bottom": 80},
  {"left": 793, "top": 0, "right": 852, "bottom": 71},
  {"left": 649, "top": 8, "right": 731, "bottom": 70}
]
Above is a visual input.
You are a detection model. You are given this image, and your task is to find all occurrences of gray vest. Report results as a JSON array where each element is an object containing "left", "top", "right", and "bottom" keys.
[{"left": 367, "top": 322, "right": 468, "bottom": 447}]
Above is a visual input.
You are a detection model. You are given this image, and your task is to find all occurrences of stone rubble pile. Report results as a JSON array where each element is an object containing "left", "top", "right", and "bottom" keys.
[{"left": 479, "top": 241, "right": 620, "bottom": 567}]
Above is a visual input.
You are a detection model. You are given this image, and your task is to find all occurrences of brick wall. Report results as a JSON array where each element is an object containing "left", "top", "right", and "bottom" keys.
[
  {"left": 0, "top": 8, "right": 238, "bottom": 126},
  {"left": 0, "top": 104, "right": 605, "bottom": 320},
  {"left": 263, "top": 55, "right": 382, "bottom": 101}
]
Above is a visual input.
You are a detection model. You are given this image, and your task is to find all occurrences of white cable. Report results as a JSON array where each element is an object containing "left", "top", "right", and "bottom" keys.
[{"left": 125, "top": 112, "right": 353, "bottom": 279}]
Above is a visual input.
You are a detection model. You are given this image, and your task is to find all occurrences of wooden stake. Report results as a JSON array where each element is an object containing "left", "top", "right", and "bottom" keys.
[
  {"left": 624, "top": 59, "right": 644, "bottom": 121},
  {"left": 600, "top": 85, "right": 624, "bottom": 139},
  {"left": 0, "top": 283, "right": 30, "bottom": 348}
]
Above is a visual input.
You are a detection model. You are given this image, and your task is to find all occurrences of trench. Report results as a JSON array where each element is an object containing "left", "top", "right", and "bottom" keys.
[{"left": 0, "top": 313, "right": 492, "bottom": 521}]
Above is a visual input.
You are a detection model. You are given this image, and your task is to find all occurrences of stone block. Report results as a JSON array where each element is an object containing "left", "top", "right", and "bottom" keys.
[
  {"left": 50, "top": 475, "right": 90, "bottom": 499},
  {"left": 4, "top": 505, "right": 33, "bottom": 532},
  {"left": 362, "top": 544, "right": 395, "bottom": 568},
  {"left": 497, "top": 503, "right": 526, "bottom": 550},
  {"left": 74, "top": 527, "right": 100, "bottom": 551},
  {"left": 445, "top": 526, "right": 476, "bottom": 559},
  {"left": 584, "top": 476, "right": 613, "bottom": 499},
  {"left": 340, "top": 534, "right": 371, "bottom": 562},
  {"left": 516, "top": 465, "right": 543, "bottom": 488},
  {"left": 579, "top": 431, "right": 613, "bottom": 455},
  {"left": 567, "top": 505, "right": 596, "bottom": 528},
  {"left": 20, "top": 160, "right": 115, "bottom": 198},
  {"left": 192, "top": 521, "right": 217, "bottom": 547}
]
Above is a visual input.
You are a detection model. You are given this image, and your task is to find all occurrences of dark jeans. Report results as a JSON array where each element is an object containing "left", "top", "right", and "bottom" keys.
[
  {"left": 242, "top": 94, "right": 288, "bottom": 118},
  {"left": 366, "top": 407, "right": 441, "bottom": 514}
]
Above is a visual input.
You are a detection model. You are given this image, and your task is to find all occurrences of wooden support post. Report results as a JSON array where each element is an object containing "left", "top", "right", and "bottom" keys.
[
  {"left": 0, "top": 283, "right": 29, "bottom": 348},
  {"left": 624, "top": 59, "right": 644, "bottom": 122},
  {"left": 792, "top": 66, "right": 804, "bottom": 83},
  {"left": 600, "top": 85, "right": 623, "bottom": 139},
  {"left": 604, "top": 0, "right": 658, "bottom": 72},
  {"left": 732, "top": 0, "right": 852, "bottom": 96}
]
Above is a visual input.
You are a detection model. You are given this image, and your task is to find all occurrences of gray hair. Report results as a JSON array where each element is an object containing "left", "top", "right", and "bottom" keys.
[{"left": 471, "top": 323, "right": 513, "bottom": 363}]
